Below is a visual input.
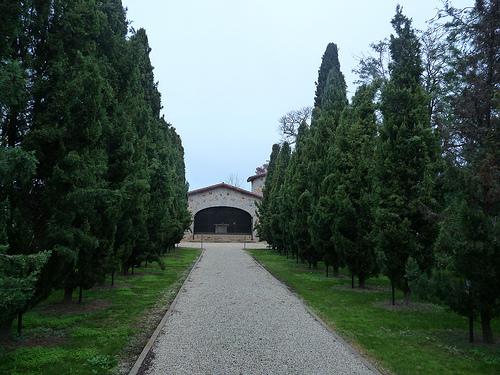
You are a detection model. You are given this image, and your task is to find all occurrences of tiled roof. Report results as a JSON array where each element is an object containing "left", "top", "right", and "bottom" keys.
[{"left": 246, "top": 172, "right": 267, "bottom": 182}]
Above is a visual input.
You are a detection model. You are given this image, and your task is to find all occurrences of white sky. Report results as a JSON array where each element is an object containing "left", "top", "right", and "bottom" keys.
[{"left": 121, "top": 0, "right": 471, "bottom": 190}]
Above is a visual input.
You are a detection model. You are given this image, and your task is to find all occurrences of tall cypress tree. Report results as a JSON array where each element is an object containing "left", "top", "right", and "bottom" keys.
[
  {"left": 0, "top": 147, "right": 43, "bottom": 336},
  {"left": 331, "top": 84, "right": 379, "bottom": 287},
  {"left": 314, "top": 43, "right": 343, "bottom": 111},
  {"left": 373, "top": 7, "right": 440, "bottom": 304},
  {"left": 0, "top": 0, "right": 192, "bottom": 334},
  {"left": 267, "top": 142, "right": 291, "bottom": 252},
  {"left": 308, "top": 42, "right": 348, "bottom": 272},
  {"left": 256, "top": 144, "right": 281, "bottom": 243},
  {"left": 24, "top": 0, "right": 122, "bottom": 302},
  {"left": 283, "top": 123, "right": 313, "bottom": 263}
]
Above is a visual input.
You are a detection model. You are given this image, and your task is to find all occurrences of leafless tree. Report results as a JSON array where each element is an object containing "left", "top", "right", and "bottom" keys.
[
  {"left": 354, "top": 40, "right": 390, "bottom": 85},
  {"left": 225, "top": 173, "right": 243, "bottom": 188},
  {"left": 255, "top": 164, "right": 268, "bottom": 175},
  {"left": 278, "top": 106, "right": 312, "bottom": 144}
]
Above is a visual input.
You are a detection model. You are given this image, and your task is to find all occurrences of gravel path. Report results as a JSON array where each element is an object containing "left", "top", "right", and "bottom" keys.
[{"left": 144, "top": 242, "right": 377, "bottom": 375}]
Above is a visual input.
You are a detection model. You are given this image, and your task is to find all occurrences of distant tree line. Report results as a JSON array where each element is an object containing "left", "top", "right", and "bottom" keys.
[
  {"left": 0, "top": 0, "right": 191, "bottom": 337},
  {"left": 257, "top": 2, "right": 498, "bottom": 344}
]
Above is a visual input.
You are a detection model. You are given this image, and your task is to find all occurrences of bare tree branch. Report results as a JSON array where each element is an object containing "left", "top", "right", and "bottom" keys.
[
  {"left": 225, "top": 173, "right": 243, "bottom": 188},
  {"left": 278, "top": 106, "right": 312, "bottom": 144}
]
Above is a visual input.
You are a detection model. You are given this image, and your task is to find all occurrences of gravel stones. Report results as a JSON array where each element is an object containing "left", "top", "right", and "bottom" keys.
[{"left": 145, "top": 243, "right": 377, "bottom": 375}]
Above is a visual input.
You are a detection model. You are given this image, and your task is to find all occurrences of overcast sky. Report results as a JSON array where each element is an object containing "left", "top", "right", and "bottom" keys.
[{"left": 121, "top": 0, "right": 470, "bottom": 190}]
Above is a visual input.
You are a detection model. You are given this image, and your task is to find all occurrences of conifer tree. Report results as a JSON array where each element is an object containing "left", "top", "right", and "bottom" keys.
[
  {"left": 314, "top": 43, "right": 343, "bottom": 110},
  {"left": 0, "top": 0, "right": 191, "bottom": 329},
  {"left": 0, "top": 250, "right": 51, "bottom": 338},
  {"left": 267, "top": 143, "right": 291, "bottom": 252},
  {"left": 282, "top": 123, "right": 313, "bottom": 263},
  {"left": 308, "top": 42, "right": 348, "bottom": 271},
  {"left": 256, "top": 144, "right": 281, "bottom": 243},
  {"left": 331, "top": 84, "right": 379, "bottom": 287},
  {"left": 0, "top": 146, "right": 48, "bottom": 337},
  {"left": 373, "top": 7, "right": 440, "bottom": 305},
  {"left": 435, "top": 0, "right": 499, "bottom": 344}
]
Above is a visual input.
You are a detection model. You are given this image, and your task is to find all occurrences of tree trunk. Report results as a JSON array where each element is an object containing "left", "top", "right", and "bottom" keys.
[
  {"left": 0, "top": 319, "right": 12, "bottom": 340},
  {"left": 480, "top": 309, "right": 494, "bottom": 344},
  {"left": 111, "top": 270, "right": 115, "bottom": 286},
  {"left": 358, "top": 275, "right": 366, "bottom": 289},
  {"left": 404, "top": 291, "right": 411, "bottom": 305},
  {"left": 351, "top": 273, "right": 355, "bottom": 289},
  {"left": 131, "top": 264, "right": 134, "bottom": 275},
  {"left": 7, "top": 111, "right": 18, "bottom": 147},
  {"left": 78, "top": 286, "right": 83, "bottom": 304},
  {"left": 333, "top": 265, "right": 339, "bottom": 277},
  {"left": 469, "top": 314, "right": 474, "bottom": 343},
  {"left": 326, "top": 264, "right": 329, "bottom": 278},
  {"left": 404, "top": 279, "right": 410, "bottom": 306},
  {"left": 296, "top": 252, "right": 299, "bottom": 264},
  {"left": 391, "top": 280, "right": 395, "bottom": 306},
  {"left": 17, "top": 312, "right": 23, "bottom": 337},
  {"left": 64, "top": 286, "right": 74, "bottom": 303}
]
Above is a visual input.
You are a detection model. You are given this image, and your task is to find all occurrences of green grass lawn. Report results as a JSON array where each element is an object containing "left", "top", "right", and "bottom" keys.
[
  {"left": 0, "top": 248, "right": 201, "bottom": 375},
  {"left": 249, "top": 249, "right": 500, "bottom": 375}
]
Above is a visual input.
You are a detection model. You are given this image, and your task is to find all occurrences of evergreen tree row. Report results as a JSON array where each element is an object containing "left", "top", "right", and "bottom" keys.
[
  {"left": 0, "top": 0, "right": 191, "bottom": 337},
  {"left": 257, "top": 2, "right": 499, "bottom": 344}
]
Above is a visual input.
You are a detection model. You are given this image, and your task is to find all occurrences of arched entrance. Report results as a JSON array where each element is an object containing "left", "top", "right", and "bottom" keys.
[{"left": 194, "top": 206, "right": 252, "bottom": 236}]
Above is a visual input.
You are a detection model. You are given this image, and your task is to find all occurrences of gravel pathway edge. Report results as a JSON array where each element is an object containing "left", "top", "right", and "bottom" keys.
[
  {"left": 128, "top": 249, "right": 205, "bottom": 375},
  {"left": 248, "top": 251, "right": 386, "bottom": 375}
]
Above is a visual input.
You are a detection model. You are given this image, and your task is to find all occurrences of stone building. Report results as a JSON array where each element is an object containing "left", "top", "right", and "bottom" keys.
[
  {"left": 184, "top": 173, "right": 266, "bottom": 242},
  {"left": 247, "top": 172, "right": 266, "bottom": 195}
]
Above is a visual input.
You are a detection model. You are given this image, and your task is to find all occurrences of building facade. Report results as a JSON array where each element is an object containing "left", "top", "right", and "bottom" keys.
[{"left": 185, "top": 173, "right": 266, "bottom": 242}]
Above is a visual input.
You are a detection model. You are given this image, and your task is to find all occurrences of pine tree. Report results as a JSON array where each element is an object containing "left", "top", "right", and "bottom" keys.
[{"left": 373, "top": 7, "right": 440, "bottom": 305}]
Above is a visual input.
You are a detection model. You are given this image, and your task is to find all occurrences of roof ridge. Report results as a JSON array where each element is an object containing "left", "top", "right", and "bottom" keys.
[{"left": 188, "top": 182, "right": 263, "bottom": 199}]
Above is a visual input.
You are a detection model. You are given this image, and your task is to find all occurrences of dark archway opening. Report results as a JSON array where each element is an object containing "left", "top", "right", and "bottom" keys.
[{"left": 194, "top": 206, "right": 252, "bottom": 235}]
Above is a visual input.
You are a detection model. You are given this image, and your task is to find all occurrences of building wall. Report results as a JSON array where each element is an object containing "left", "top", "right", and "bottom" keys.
[
  {"left": 186, "top": 186, "right": 261, "bottom": 241},
  {"left": 250, "top": 176, "right": 266, "bottom": 195}
]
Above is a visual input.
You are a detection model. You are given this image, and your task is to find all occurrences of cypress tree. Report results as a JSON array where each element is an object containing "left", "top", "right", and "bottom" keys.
[
  {"left": 314, "top": 43, "right": 343, "bottom": 110},
  {"left": 256, "top": 144, "right": 281, "bottom": 244},
  {"left": 373, "top": 7, "right": 440, "bottom": 305},
  {"left": 0, "top": 0, "right": 191, "bottom": 331},
  {"left": 331, "top": 84, "right": 379, "bottom": 287},
  {"left": 435, "top": 0, "right": 499, "bottom": 344},
  {"left": 0, "top": 250, "right": 51, "bottom": 338},
  {"left": 282, "top": 123, "right": 313, "bottom": 263},
  {"left": 25, "top": 0, "right": 124, "bottom": 301},
  {"left": 308, "top": 42, "right": 348, "bottom": 272},
  {"left": 267, "top": 143, "right": 291, "bottom": 252},
  {"left": 0, "top": 146, "right": 49, "bottom": 337}
]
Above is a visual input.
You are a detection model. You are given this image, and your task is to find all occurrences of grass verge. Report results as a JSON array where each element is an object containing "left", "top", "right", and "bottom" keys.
[
  {"left": 0, "top": 247, "right": 201, "bottom": 375},
  {"left": 248, "top": 249, "right": 500, "bottom": 375}
]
